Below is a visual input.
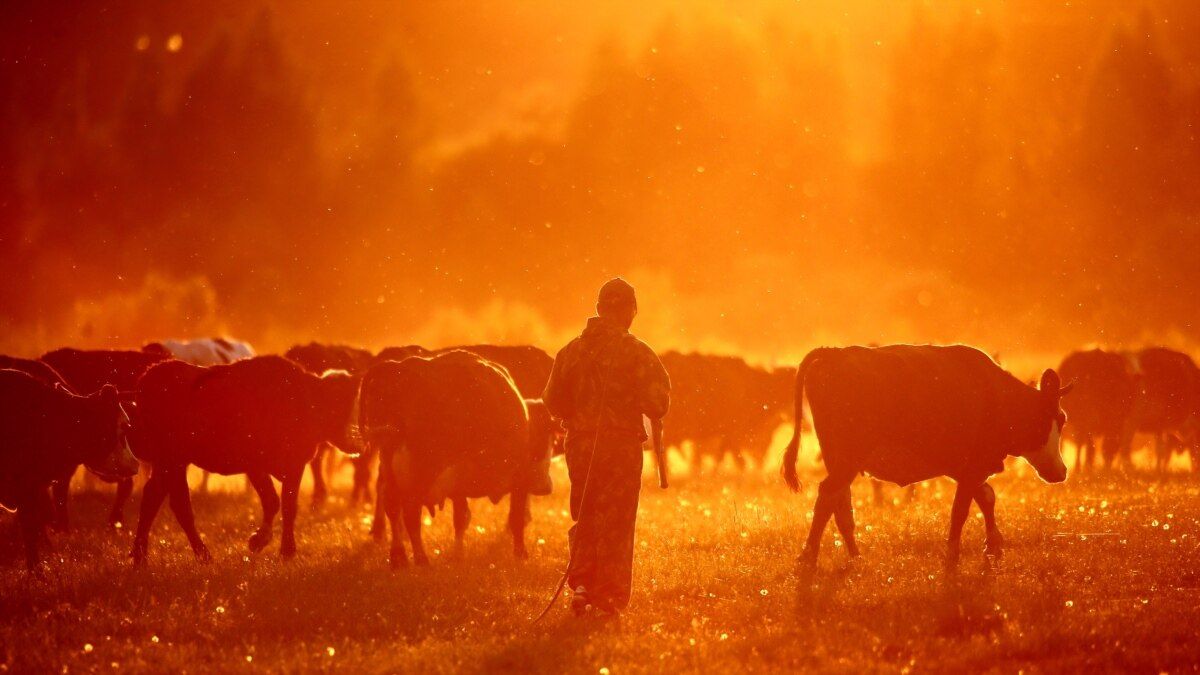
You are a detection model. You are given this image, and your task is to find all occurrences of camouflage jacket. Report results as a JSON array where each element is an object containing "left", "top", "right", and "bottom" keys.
[{"left": 543, "top": 316, "right": 670, "bottom": 440}]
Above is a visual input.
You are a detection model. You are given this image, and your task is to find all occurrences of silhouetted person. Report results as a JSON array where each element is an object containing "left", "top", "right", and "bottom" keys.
[{"left": 543, "top": 278, "right": 670, "bottom": 616}]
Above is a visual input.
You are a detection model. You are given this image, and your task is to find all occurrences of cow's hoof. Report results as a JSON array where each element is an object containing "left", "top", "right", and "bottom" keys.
[
  {"left": 413, "top": 554, "right": 430, "bottom": 567},
  {"left": 248, "top": 531, "right": 272, "bottom": 553},
  {"left": 944, "top": 548, "right": 961, "bottom": 570},
  {"left": 280, "top": 543, "right": 296, "bottom": 560},
  {"left": 795, "top": 550, "right": 818, "bottom": 568},
  {"left": 194, "top": 545, "right": 212, "bottom": 563},
  {"left": 513, "top": 546, "right": 529, "bottom": 561},
  {"left": 984, "top": 533, "right": 1004, "bottom": 558},
  {"left": 130, "top": 542, "right": 148, "bottom": 566},
  {"left": 370, "top": 527, "right": 386, "bottom": 544}
]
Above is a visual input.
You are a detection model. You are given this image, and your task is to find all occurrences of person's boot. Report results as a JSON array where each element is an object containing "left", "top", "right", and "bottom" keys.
[{"left": 570, "top": 586, "right": 591, "bottom": 617}]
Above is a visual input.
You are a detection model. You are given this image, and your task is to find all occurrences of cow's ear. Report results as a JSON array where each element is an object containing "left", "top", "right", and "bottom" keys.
[
  {"left": 98, "top": 384, "right": 118, "bottom": 400},
  {"left": 1059, "top": 380, "right": 1076, "bottom": 397}
]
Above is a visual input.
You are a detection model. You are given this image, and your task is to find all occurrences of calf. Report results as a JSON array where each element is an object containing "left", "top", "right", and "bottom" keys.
[
  {"left": 781, "top": 345, "right": 1071, "bottom": 566},
  {"left": 144, "top": 338, "right": 256, "bottom": 492},
  {"left": 0, "top": 370, "right": 138, "bottom": 568},
  {"left": 130, "top": 356, "right": 360, "bottom": 563},
  {"left": 359, "top": 350, "right": 555, "bottom": 568}
]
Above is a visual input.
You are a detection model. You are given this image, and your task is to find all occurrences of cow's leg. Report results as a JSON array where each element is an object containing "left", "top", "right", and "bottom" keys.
[
  {"left": 19, "top": 493, "right": 48, "bottom": 570},
  {"left": 309, "top": 444, "right": 328, "bottom": 511},
  {"left": 370, "top": 466, "right": 388, "bottom": 542},
  {"left": 402, "top": 502, "right": 429, "bottom": 566},
  {"left": 974, "top": 482, "right": 1003, "bottom": 558},
  {"left": 731, "top": 444, "right": 747, "bottom": 473},
  {"left": 51, "top": 478, "right": 70, "bottom": 532},
  {"left": 831, "top": 481, "right": 860, "bottom": 558},
  {"left": 351, "top": 454, "right": 374, "bottom": 506},
  {"left": 280, "top": 472, "right": 301, "bottom": 558},
  {"left": 800, "top": 474, "right": 848, "bottom": 565},
  {"left": 946, "top": 481, "right": 977, "bottom": 567},
  {"left": 508, "top": 489, "right": 530, "bottom": 560},
  {"left": 386, "top": 502, "right": 406, "bottom": 568},
  {"left": 131, "top": 468, "right": 170, "bottom": 564},
  {"left": 452, "top": 497, "right": 471, "bottom": 556},
  {"left": 109, "top": 477, "right": 134, "bottom": 526},
  {"left": 246, "top": 472, "right": 279, "bottom": 553},
  {"left": 165, "top": 468, "right": 209, "bottom": 562}
]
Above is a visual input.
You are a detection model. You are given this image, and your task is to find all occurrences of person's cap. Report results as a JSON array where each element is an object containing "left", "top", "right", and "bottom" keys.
[{"left": 597, "top": 277, "right": 636, "bottom": 309}]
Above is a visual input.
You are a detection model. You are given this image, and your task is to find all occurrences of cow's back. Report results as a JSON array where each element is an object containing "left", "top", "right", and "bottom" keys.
[
  {"left": 0, "top": 355, "right": 65, "bottom": 388},
  {"left": 41, "top": 348, "right": 167, "bottom": 393},
  {"left": 441, "top": 345, "right": 552, "bottom": 399},
  {"left": 286, "top": 342, "right": 374, "bottom": 375}
]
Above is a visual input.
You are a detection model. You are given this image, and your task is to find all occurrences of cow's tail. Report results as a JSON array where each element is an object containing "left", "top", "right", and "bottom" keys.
[{"left": 782, "top": 348, "right": 826, "bottom": 493}]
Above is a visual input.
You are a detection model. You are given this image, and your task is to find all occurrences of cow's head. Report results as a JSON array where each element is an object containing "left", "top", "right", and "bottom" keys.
[
  {"left": 1020, "top": 369, "right": 1074, "bottom": 484},
  {"left": 76, "top": 384, "right": 140, "bottom": 481},
  {"left": 318, "top": 369, "right": 366, "bottom": 456},
  {"left": 523, "top": 399, "right": 561, "bottom": 496}
]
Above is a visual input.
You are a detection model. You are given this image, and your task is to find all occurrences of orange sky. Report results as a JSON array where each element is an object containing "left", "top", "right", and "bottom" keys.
[{"left": 1, "top": 1, "right": 1198, "bottom": 368}]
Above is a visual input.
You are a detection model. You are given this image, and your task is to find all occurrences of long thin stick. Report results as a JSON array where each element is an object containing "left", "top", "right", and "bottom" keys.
[{"left": 651, "top": 417, "right": 668, "bottom": 489}]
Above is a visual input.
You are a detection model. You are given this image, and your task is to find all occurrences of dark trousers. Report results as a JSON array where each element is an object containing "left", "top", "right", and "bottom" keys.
[{"left": 565, "top": 430, "right": 644, "bottom": 611}]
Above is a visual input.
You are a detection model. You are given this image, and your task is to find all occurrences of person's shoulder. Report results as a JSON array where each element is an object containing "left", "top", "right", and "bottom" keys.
[
  {"left": 622, "top": 333, "right": 661, "bottom": 361},
  {"left": 554, "top": 337, "right": 585, "bottom": 360}
]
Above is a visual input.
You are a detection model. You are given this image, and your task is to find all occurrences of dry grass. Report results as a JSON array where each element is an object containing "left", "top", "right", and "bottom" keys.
[{"left": 2, "top": 453, "right": 1199, "bottom": 673}]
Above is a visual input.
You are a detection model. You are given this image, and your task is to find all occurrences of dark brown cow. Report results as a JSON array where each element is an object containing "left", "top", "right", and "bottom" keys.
[
  {"left": 781, "top": 345, "right": 1071, "bottom": 566},
  {"left": 38, "top": 348, "right": 169, "bottom": 528},
  {"left": 437, "top": 345, "right": 553, "bottom": 399},
  {"left": 1057, "top": 349, "right": 1136, "bottom": 470},
  {"left": 1124, "top": 348, "right": 1200, "bottom": 471},
  {"left": 285, "top": 342, "right": 377, "bottom": 508},
  {"left": 0, "top": 370, "right": 138, "bottom": 568},
  {"left": 130, "top": 356, "right": 361, "bottom": 563},
  {"left": 660, "top": 352, "right": 794, "bottom": 472},
  {"left": 359, "top": 350, "right": 554, "bottom": 568}
]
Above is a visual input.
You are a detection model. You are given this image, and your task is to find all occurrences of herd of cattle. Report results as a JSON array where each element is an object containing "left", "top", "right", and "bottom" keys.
[{"left": 2, "top": 338, "right": 1200, "bottom": 570}]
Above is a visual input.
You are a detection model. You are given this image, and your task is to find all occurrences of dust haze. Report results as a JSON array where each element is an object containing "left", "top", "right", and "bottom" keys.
[{"left": 2, "top": 1, "right": 1198, "bottom": 363}]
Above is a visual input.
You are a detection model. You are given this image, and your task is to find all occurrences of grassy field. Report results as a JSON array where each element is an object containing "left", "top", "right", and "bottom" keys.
[{"left": 2, "top": 449, "right": 1199, "bottom": 673}]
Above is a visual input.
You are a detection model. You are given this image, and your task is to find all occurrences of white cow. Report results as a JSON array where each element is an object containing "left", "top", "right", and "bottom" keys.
[{"left": 143, "top": 337, "right": 255, "bottom": 366}]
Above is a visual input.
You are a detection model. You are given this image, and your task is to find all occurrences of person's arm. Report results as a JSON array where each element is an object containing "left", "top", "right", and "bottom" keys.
[
  {"left": 541, "top": 344, "right": 573, "bottom": 421},
  {"left": 638, "top": 343, "right": 671, "bottom": 420}
]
